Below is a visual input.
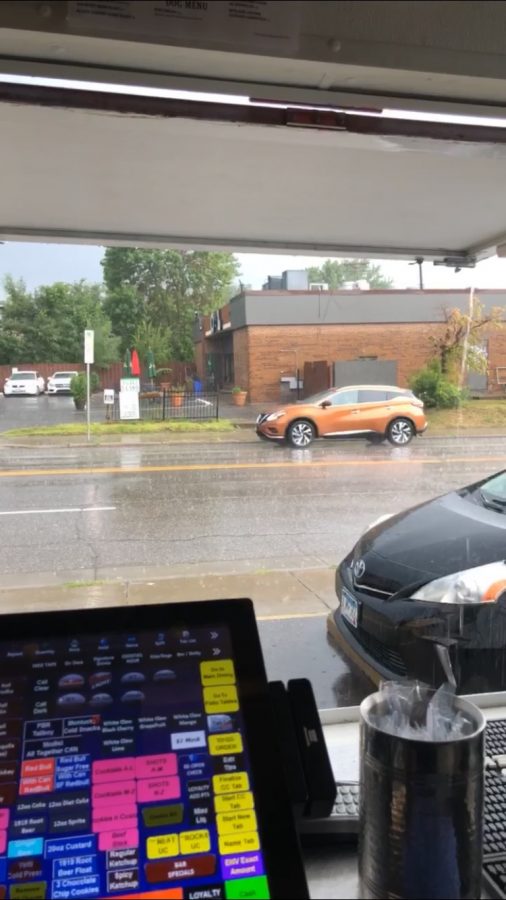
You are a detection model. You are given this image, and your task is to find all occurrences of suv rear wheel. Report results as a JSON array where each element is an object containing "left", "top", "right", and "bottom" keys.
[
  {"left": 387, "top": 417, "right": 415, "bottom": 446},
  {"left": 287, "top": 420, "right": 316, "bottom": 448}
]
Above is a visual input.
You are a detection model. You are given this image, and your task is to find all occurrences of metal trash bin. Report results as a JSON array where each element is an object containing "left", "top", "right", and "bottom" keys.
[{"left": 359, "top": 689, "right": 485, "bottom": 899}]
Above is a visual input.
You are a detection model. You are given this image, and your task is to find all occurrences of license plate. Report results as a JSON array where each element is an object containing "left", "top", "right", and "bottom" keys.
[{"left": 341, "top": 588, "right": 359, "bottom": 628}]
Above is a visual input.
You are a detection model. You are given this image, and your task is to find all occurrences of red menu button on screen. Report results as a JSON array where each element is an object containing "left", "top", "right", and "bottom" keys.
[{"left": 145, "top": 854, "right": 216, "bottom": 883}]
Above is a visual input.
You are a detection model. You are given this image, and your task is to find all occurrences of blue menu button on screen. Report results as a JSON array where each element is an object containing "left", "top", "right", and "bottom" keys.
[
  {"left": 45, "top": 835, "right": 97, "bottom": 858},
  {"left": 8, "top": 837, "right": 44, "bottom": 858}
]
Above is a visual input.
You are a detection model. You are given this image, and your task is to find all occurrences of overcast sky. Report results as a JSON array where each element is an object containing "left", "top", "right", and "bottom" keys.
[{"left": 1, "top": 242, "right": 506, "bottom": 294}]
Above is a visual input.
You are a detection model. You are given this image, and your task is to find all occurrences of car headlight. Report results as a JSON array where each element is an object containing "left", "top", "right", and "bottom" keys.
[
  {"left": 265, "top": 411, "right": 286, "bottom": 422},
  {"left": 360, "top": 513, "right": 393, "bottom": 538},
  {"left": 412, "top": 562, "right": 506, "bottom": 605}
]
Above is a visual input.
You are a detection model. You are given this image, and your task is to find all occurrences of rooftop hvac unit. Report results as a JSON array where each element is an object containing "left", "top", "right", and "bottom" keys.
[
  {"left": 342, "top": 280, "right": 370, "bottom": 290},
  {"left": 309, "top": 282, "right": 329, "bottom": 291}
]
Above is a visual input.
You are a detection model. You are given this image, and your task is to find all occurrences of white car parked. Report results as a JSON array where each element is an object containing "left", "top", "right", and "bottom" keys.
[
  {"left": 3, "top": 370, "right": 45, "bottom": 396},
  {"left": 47, "top": 370, "right": 78, "bottom": 394}
]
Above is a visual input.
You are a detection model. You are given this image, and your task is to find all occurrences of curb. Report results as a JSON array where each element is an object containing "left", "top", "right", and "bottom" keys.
[{"left": 2, "top": 431, "right": 506, "bottom": 450}]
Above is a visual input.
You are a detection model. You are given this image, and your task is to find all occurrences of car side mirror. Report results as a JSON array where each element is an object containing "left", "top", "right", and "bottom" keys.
[{"left": 320, "top": 400, "right": 332, "bottom": 409}]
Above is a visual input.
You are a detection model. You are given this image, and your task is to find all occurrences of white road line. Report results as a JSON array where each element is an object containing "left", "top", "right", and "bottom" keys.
[{"left": 0, "top": 506, "right": 116, "bottom": 516}]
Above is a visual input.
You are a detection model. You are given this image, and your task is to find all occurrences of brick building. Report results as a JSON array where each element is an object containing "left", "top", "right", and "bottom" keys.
[{"left": 193, "top": 289, "right": 506, "bottom": 404}]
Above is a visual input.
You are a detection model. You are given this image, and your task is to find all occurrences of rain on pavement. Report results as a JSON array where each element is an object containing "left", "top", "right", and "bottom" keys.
[{"left": 1, "top": 428, "right": 506, "bottom": 708}]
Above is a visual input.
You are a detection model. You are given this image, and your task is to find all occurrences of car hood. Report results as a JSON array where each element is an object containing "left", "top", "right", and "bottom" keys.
[{"left": 356, "top": 491, "right": 506, "bottom": 585}]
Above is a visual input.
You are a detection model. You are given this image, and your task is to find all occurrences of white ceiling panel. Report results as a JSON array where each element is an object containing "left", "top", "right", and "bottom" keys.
[{"left": 1, "top": 94, "right": 506, "bottom": 261}]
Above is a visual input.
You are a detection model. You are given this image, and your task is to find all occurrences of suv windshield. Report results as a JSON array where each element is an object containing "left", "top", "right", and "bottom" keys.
[{"left": 11, "top": 372, "right": 35, "bottom": 379}]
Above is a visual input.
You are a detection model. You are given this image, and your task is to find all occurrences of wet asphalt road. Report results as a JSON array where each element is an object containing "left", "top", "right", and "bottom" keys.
[{"left": 1, "top": 434, "right": 506, "bottom": 708}]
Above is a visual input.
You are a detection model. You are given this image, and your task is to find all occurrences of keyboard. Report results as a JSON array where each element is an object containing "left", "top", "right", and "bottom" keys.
[
  {"left": 299, "top": 717, "right": 506, "bottom": 899},
  {"left": 483, "top": 719, "right": 506, "bottom": 898},
  {"left": 298, "top": 781, "right": 359, "bottom": 838}
]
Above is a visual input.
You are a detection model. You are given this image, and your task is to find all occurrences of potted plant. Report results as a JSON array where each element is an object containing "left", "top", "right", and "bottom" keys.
[
  {"left": 171, "top": 384, "right": 186, "bottom": 408},
  {"left": 70, "top": 372, "right": 99, "bottom": 410},
  {"left": 232, "top": 386, "right": 248, "bottom": 407}
]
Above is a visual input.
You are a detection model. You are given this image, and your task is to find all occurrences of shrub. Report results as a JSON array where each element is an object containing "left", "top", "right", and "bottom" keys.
[
  {"left": 409, "top": 362, "right": 463, "bottom": 409},
  {"left": 70, "top": 372, "right": 100, "bottom": 402},
  {"left": 433, "top": 381, "right": 463, "bottom": 409}
]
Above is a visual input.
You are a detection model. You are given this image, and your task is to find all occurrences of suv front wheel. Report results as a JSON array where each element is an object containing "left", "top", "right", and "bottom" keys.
[
  {"left": 287, "top": 420, "right": 316, "bottom": 448},
  {"left": 387, "top": 417, "right": 415, "bottom": 446}
]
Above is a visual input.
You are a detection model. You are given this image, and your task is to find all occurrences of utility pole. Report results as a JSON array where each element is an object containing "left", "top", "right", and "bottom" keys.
[
  {"left": 84, "top": 330, "right": 94, "bottom": 443},
  {"left": 414, "top": 257, "right": 424, "bottom": 289}
]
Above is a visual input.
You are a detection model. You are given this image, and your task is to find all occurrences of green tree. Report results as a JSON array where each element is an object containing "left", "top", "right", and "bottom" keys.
[
  {"left": 306, "top": 259, "right": 393, "bottom": 289},
  {"left": 102, "top": 284, "right": 144, "bottom": 355},
  {"left": 133, "top": 320, "right": 172, "bottom": 366},
  {"left": 0, "top": 278, "right": 120, "bottom": 367},
  {"left": 102, "top": 248, "right": 240, "bottom": 361},
  {"left": 90, "top": 319, "right": 121, "bottom": 369},
  {"left": 430, "top": 297, "right": 504, "bottom": 379},
  {"left": 0, "top": 277, "right": 37, "bottom": 362}
]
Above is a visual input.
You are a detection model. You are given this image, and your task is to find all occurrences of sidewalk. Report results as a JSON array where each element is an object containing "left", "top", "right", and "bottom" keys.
[
  {"left": 2, "top": 426, "right": 506, "bottom": 450},
  {"left": 0, "top": 429, "right": 258, "bottom": 448},
  {"left": 0, "top": 565, "right": 336, "bottom": 620}
]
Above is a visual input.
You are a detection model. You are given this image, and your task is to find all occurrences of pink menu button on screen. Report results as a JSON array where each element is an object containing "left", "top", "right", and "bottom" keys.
[
  {"left": 137, "top": 777, "right": 181, "bottom": 804},
  {"left": 92, "top": 781, "right": 137, "bottom": 808},
  {"left": 135, "top": 754, "right": 178, "bottom": 780},
  {"left": 93, "top": 804, "right": 138, "bottom": 833},
  {"left": 99, "top": 828, "right": 139, "bottom": 852}
]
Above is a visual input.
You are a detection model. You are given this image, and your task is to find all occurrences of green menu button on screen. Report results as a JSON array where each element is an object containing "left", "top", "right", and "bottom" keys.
[{"left": 225, "top": 876, "right": 270, "bottom": 900}]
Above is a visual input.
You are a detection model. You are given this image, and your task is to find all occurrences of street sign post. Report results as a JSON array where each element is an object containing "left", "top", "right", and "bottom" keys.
[{"left": 84, "top": 330, "right": 94, "bottom": 442}]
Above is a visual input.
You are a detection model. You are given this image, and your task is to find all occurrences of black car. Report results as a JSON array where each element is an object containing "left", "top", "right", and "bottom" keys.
[{"left": 329, "top": 469, "right": 506, "bottom": 693}]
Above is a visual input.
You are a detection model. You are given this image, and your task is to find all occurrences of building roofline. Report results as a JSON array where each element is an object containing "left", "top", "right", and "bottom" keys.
[{"left": 236, "top": 288, "right": 506, "bottom": 296}]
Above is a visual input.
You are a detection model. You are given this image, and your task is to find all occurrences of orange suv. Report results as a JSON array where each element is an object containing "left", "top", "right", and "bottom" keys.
[{"left": 256, "top": 385, "right": 427, "bottom": 448}]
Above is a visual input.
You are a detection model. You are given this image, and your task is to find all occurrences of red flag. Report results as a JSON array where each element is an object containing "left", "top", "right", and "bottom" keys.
[{"left": 131, "top": 348, "right": 141, "bottom": 376}]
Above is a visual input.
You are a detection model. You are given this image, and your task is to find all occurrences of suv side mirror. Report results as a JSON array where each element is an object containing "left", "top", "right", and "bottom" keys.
[{"left": 320, "top": 400, "right": 332, "bottom": 409}]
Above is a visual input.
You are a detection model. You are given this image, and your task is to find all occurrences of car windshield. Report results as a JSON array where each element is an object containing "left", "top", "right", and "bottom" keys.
[
  {"left": 53, "top": 373, "right": 73, "bottom": 379},
  {"left": 480, "top": 472, "right": 506, "bottom": 505},
  {"left": 303, "top": 389, "right": 333, "bottom": 404},
  {"left": 11, "top": 372, "right": 35, "bottom": 379}
]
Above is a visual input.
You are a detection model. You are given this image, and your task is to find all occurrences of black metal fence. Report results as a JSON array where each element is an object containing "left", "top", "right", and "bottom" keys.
[{"left": 110, "top": 390, "right": 219, "bottom": 421}]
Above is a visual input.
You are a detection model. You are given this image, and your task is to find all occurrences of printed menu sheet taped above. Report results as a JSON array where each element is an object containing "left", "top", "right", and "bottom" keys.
[{"left": 67, "top": 1, "right": 302, "bottom": 54}]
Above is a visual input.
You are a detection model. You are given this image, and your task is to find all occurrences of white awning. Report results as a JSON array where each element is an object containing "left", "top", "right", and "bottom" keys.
[{"left": 1, "top": 87, "right": 506, "bottom": 262}]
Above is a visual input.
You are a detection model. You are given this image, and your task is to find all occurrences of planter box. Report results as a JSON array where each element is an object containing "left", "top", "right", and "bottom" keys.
[
  {"left": 232, "top": 391, "right": 248, "bottom": 407},
  {"left": 140, "top": 391, "right": 162, "bottom": 400}
]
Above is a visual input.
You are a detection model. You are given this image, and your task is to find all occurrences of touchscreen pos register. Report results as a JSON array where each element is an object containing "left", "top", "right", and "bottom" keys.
[{"left": 0, "top": 599, "right": 308, "bottom": 900}]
